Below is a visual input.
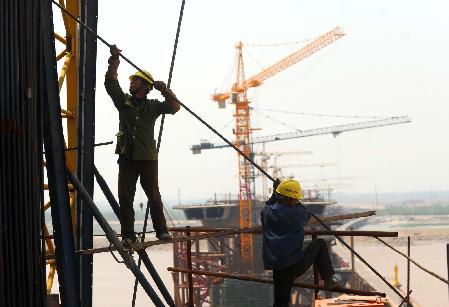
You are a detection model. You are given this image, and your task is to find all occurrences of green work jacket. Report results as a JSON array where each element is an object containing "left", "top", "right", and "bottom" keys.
[{"left": 105, "top": 78, "right": 174, "bottom": 160}]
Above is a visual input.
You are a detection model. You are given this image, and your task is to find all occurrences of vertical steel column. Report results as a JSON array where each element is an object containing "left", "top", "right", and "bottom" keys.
[
  {"left": 186, "top": 226, "right": 194, "bottom": 306},
  {"left": 447, "top": 243, "right": 449, "bottom": 299},
  {"left": 0, "top": 2, "right": 7, "bottom": 305},
  {"left": 76, "top": 1, "right": 98, "bottom": 306},
  {"left": 407, "top": 237, "right": 410, "bottom": 307},
  {"left": 312, "top": 234, "right": 319, "bottom": 300},
  {"left": 41, "top": 0, "right": 80, "bottom": 305},
  {"left": 350, "top": 228, "right": 355, "bottom": 288}
]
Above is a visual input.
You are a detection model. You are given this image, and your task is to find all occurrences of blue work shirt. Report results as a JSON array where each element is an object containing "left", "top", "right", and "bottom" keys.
[{"left": 261, "top": 201, "right": 311, "bottom": 271}]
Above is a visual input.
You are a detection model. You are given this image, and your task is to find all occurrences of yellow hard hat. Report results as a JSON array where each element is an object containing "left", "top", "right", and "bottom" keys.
[
  {"left": 275, "top": 179, "right": 302, "bottom": 200},
  {"left": 129, "top": 70, "right": 154, "bottom": 85}
]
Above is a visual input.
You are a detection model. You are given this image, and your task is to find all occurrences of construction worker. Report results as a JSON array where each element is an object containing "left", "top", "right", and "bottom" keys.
[
  {"left": 105, "top": 45, "right": 180, "bottom": 244},
  {"left": 261, "top": 178, "right": 342, "bottom": 307}
]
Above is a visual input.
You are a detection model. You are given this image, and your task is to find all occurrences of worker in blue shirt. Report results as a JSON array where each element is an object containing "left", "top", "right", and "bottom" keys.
[{"left": 261, "top": 178, "right": 342, "bottom": 307}]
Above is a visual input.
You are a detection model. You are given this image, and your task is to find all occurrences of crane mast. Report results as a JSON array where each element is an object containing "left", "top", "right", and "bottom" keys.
[{"left": 233, "top": 42, "right": 254, "bottom": 261}]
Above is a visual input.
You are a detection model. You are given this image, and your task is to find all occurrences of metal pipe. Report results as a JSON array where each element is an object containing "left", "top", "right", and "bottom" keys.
[
  {"left": 350, "top": 228, "right": 355, "bottom": 288},
  {"left": 312, "top": 233, "right": 319, "bottom": 300},
  {"left": 407, "top": 236, "right": 410, "bottom": 307},
  {"left": 79, "top": 228, "right": 399, "bottom": 255},
  {"left": 136, "top": 250, "right": 176, "bottom": 307},
  {"left": 58, "top": 52, "right": 71, "bottom": 91},
  {"left": 170, "top": 226, "right": 398, "bottom": 237},
  {"left": 186, "top": 226, "right": 194, "bottom": 306},
  {"left": 398, "top": 290, "right": 413, "bottom": 307},
  {"left": 167, "top": 267, "right": 387, "bottom": 297},
  {"left": 447, "top": 243, "right": 449, "bottom": 299}
]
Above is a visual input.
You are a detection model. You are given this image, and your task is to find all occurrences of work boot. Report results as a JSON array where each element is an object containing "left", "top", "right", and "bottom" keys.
[
  {"left": 324, "top": 276, "right": 344, "bottom": 290},
  {"left": 156, "top": 231, "right": 172, "bottom": 241}
]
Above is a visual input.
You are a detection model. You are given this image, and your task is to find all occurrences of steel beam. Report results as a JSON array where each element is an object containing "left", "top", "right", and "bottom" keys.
[{"left": 76, "top": 1, "right": 98, "bottom": 306}]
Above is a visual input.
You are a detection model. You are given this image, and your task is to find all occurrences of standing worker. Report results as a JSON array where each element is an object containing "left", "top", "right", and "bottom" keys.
[
  {"left": 261, "top": 178, "right": 343, "bottom": 307},
  {"left": 105, "top": 45, "right": 180, "bottom": 244}
]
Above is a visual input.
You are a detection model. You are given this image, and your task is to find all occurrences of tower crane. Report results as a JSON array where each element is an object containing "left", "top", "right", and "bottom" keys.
[
  {"left": 206, "top": 27, "right": 345, "bottom": 262},
  {"left": 191, "top": 116, "right": 411, "bottom": 153}
]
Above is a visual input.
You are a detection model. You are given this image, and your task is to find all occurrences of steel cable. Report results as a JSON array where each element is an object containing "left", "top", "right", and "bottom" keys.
[{"left": 133, "top": 1, "right": 185, "bottom": 305}]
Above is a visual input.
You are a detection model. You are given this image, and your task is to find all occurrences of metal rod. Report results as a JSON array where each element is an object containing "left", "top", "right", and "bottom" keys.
[
  {"left": 407, "top": 236, "right": 410, "bottom": 307},
  {"left": 170, "top": 226, "right": 398, "bottom": 237},
  {"left": 93, "top": 165, "right": 119, "bottom": 215},
  {"left": 447, "top": 243, "right": 449, "bottom": 299},
  {"left": 65, "top": 141, "right": 112, "bottom": 151},
  {"left": 376, "top": 237, "right": 449, "bottom": 285},
  {"left": 398, "top": 290, "right": 413, "bottom": 307},
  {"left": 186, "top": 226, "right": 194, "bottom": 306},
  {"left": 312, "top": 233, "right": 319, "bottom": 300},
  {"left": 156, "top": 0, "right": 186, "bottom": 152},
  {"left": 350, "top": 228, "right": 355, "bottom": 288},
  {"left": 79, "top": 228, "right": 399, "bottom": 255},
  {"left": 136, "top": 249, "right": 176, "bottom": 307},
  {"left": 167, "top": 267, "right": 386, "bottom": 297}
]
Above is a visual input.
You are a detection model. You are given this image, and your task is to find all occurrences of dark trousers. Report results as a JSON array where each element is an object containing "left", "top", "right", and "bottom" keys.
[
  {"left": 118, "top": 156, "right": 167, "bottom": 239},
  {"left": 272, "top": 238, "right": 334, "bottom": 307}
]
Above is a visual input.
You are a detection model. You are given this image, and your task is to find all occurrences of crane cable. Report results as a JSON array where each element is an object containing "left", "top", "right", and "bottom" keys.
[
  {"left": 255, "top": 107, "right": 392, "bottom": 120},
  {"left": 133, "top": 1, "right": 186, "bottom": 306},
  {"left": 51, "top": 1, "right": 405, "bottom": 301}
]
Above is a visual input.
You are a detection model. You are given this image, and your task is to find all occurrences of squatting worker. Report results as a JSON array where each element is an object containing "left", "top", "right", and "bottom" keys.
[
  {"left": 105, "top": 45, "right": 180, "bottom": 244},
  {"left": 261, "top": 178, "right": 343, "bottom": 307}
]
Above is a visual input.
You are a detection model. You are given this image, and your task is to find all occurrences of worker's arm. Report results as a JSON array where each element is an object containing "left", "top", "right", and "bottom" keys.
[
  {"left": 104, "top": 45, "right": 126, "bottom": 109},
  {"left": 265, "top": 179, "right": 281, "bottom": 206},
  {"left": 153, "top": 81, "right": 181, "bottom": 114}
]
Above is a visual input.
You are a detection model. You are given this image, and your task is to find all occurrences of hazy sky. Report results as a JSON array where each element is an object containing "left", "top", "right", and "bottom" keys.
[{"left": 54, "top": 0, "right": 449, "bottom": 205}]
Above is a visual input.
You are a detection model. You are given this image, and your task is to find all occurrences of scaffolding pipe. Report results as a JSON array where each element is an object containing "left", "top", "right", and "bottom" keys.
[
  {"left": 167, "top": 267, "right": 387, "bottom": 297},
  {"left": 186, "top": 227, "right": 194, "bottom": 306},
  {"left": 79, "top": 229, "right": 399, "bottom": 255},
  {"left": 407, "top": 236, "right": 411, "bottom": 307}
]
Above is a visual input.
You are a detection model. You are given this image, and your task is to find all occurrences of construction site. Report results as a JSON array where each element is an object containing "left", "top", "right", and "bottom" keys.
[{"left": 1, "top": 1, "right": 449, "bottom": 307}]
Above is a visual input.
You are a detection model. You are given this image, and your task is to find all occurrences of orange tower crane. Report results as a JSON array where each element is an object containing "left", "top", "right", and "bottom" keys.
[{"left": 211, "top": 27, "right": 345, "bottom": 262}]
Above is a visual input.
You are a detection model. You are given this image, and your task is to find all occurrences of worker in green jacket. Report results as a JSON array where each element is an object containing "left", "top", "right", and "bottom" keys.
[{"left": 105, "top": 45, "right": 180, "bottom": 244}]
